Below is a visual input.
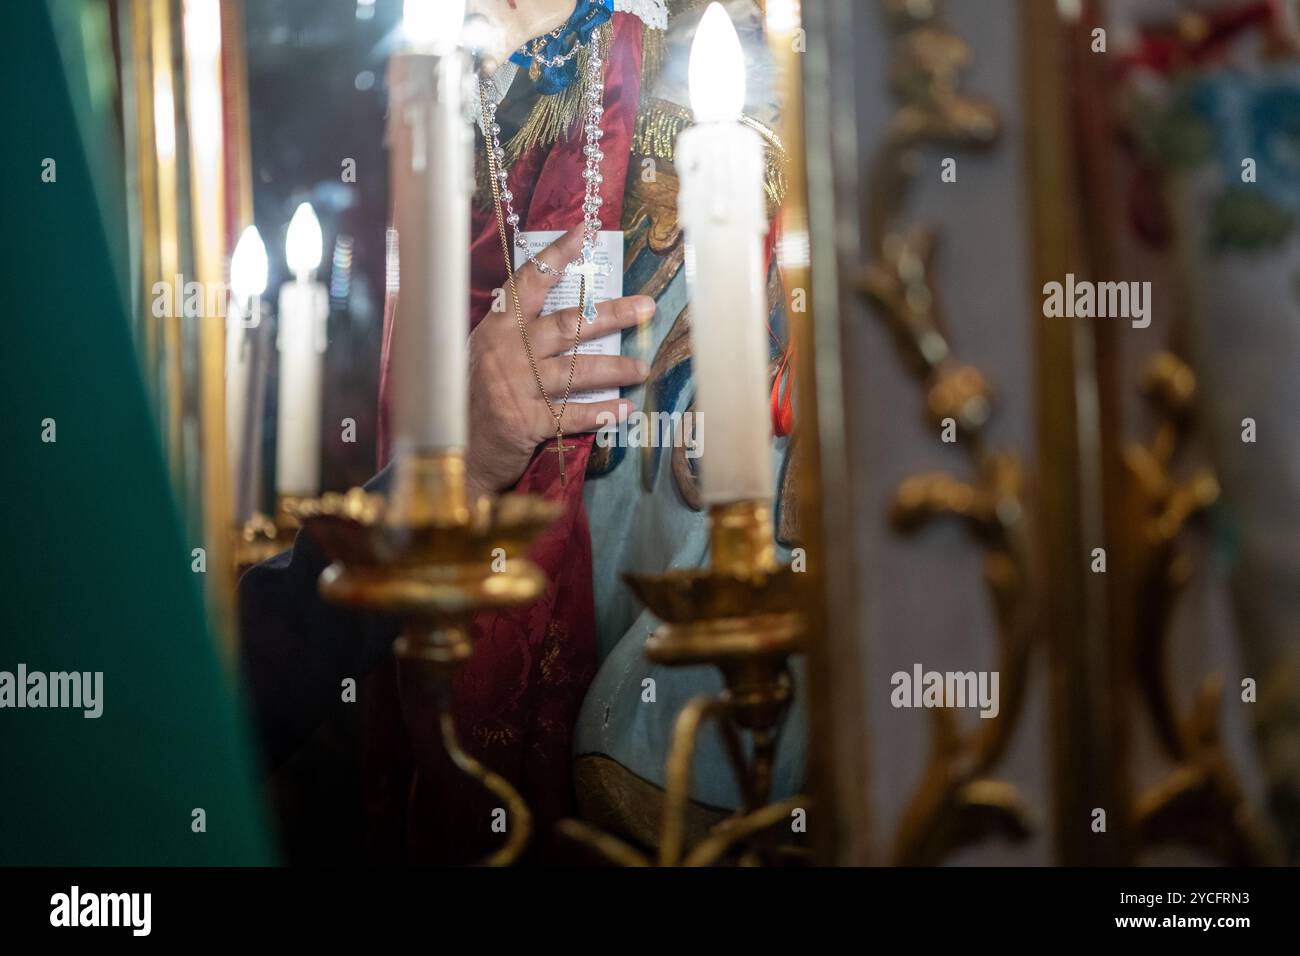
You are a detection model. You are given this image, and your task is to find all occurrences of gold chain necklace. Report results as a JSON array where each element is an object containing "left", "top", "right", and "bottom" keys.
[
  {"left": 480, "top": 84, "right": 585, "bottom": 487},
  {"left": 527, "top": 23, "right": 567, "bottom": 82}
]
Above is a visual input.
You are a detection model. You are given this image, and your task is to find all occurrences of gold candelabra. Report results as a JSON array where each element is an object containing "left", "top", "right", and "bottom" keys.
[
  {"left": 233, "top": 497, "right": 303, "bottom": 573},
  {"left": 560, "top": 499, "right": 809, "bottom": 866},
  {"left": 287, "top": 449, "right": 561, "bottom": 866}
]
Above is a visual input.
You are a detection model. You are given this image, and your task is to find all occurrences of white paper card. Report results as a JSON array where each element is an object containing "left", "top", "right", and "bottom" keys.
[{"left": 515, "top": 230, "right": 623, "bottom": 403}]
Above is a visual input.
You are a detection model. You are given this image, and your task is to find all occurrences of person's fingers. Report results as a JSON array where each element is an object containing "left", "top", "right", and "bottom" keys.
[
  {"left": 509, "top": 226, "right": 584, "bottom": 316},
  {"left": 534, "top": 295, "right": 655, "bottom": 356},
  {"left": 558, "top": 398, "right": 636, "bottom": 435},
  {"left": 539, "top": 354, "right": 650, "bottom": 394}
]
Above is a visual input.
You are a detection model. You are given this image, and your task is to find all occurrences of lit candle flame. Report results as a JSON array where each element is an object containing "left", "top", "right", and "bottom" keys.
[
  {"left": 689, "top": 2, "right": 746, "bottom": 123},
  {"left": 286, "top": 202, "right": 323, "bottom": 279}
]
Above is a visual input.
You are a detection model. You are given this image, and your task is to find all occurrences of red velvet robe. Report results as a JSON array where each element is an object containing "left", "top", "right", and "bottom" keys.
[{"left": 371, "top": 13, "right": 646, "bottom": 863}]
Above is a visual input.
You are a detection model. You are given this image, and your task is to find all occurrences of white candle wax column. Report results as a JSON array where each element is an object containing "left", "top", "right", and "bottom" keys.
[
  {"left": 226, "top": 306, "right": 256, "bottom": 484},
  {"left": 276, "top": 202, "right": 329, "bottom": 497},
  {"left": 387, "top": 0, "right": 471, "bottom": 454},
  {"left": 227, "top": 225, "right": 268, "bottom": 519},
  {"left": 677, "top": 3, "right": 773, "bottom": 505}
]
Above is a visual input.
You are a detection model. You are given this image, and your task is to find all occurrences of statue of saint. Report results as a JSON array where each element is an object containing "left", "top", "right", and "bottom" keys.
[{"left": 240, "top": 0, "right": 804, "bottom": 863}]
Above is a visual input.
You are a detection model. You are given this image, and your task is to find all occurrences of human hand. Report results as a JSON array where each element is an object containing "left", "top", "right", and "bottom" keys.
[{"left": 465, "top": 227, "right": 653, "bottom": 498}]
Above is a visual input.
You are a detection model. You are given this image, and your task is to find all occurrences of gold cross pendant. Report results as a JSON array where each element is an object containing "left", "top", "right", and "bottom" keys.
[
  {"left": 529, "top": 39, "right": 542, "bottom": 82},
  {"left": 549, "top": 433, "right": 575, "bottom": 487}
]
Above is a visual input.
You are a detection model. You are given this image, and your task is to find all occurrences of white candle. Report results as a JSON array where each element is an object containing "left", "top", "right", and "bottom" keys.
[
  {"left": 276, "top": 202, "right": 328, "bottom": 497},
  {"left": 677, "top": 3, "right": 773, "bottom": 505},
  {"left": 387, "top": 0, "right": 471, "bottom": 453},
  {"left": 228, "top": 225, "right": 268, "bottom": 519}
]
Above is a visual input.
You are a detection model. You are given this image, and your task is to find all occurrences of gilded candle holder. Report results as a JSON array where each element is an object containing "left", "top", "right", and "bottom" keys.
[
  {"left": 287, "top": 449, "right": 561, "bottom": 866},
  {"left": 561, "top": 500, "right": 809, "bottom": 867}
]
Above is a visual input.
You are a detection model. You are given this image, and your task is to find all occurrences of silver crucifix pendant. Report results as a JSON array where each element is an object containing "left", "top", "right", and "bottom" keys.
[{"left": 566, "top": 253, "right": 610, "bottom": 323}]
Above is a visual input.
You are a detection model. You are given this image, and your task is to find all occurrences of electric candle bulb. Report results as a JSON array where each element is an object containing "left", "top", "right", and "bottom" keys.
[
  {"left": 403, "top": 0, "right": 465, "bottom": 52},
  {"left": 183, "top": 0, "right": 222, "bottom": 64},
  {"left": 153, "top": 78, "right": 176, "bottom": 160},
  {"left": 285, "top": 202, "right": 323, "bottom": 278},
  {"left": 677, "top": 2, "right": 773, "bottom": 505},
  {"left": 228, "top": 226, "right": 268, "bottom": 521},
  {"left": 230, "top": 226, "right": 268, "bottom": 301},
  {"left": 277, "top": 206, "right": 328, "bottom": 498},
  {"left": 388, "top": 0, "right": 472, "bottom": 452},
  {"left": 764, "top": 0, "right": 800, "bottom": 35},
  {"left": 689, "top": 2, "right": 746, "bottom": 123}
]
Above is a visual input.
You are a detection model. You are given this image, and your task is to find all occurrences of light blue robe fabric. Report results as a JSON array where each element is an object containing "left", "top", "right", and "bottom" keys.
[{"left": 574, "top": 259, "right": 807, "bottom": 810}]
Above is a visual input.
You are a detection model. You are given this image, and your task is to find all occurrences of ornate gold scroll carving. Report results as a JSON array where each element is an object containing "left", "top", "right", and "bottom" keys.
[
  {"left": 1125, "top": 352, "right": 1277, "bottom": 863},
  {"left": 858, "top": 0, "right": 1035, "bottom": 865}
]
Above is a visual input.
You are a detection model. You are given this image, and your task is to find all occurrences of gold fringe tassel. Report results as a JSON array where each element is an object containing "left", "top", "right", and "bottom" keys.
[
  {"left": 640, "top": 26, "right": 667, "bottom": 93},
  {"left": 632, "top": 97, "right": 790, "bottom": 211}
]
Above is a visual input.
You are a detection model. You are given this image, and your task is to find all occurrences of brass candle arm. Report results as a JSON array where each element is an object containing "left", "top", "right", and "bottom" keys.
[
  {"left": 286, "top": 449, "right": 560, "bottom": 866},
  {"left": 231, "top": 497, "right": 304, "bottom": 574},
  {"left": 561, "top": 499, "right": 811, "bottom": 866}
]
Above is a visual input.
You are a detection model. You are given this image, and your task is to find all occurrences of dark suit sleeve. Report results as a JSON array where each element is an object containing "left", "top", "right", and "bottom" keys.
[{"left": 237, "top": 467, "right": 398, "bottom": 773}]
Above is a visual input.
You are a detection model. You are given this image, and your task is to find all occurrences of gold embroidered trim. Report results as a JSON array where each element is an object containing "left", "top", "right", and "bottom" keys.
[
  {"left": 631, "top": 97, "right": 789, "bottom": 209},
  {"left": 509, "top": 26, "right": 613, "bottom": 166},
  {"left": 640, "top": 23, "right": 668, "bottom": 92}
]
